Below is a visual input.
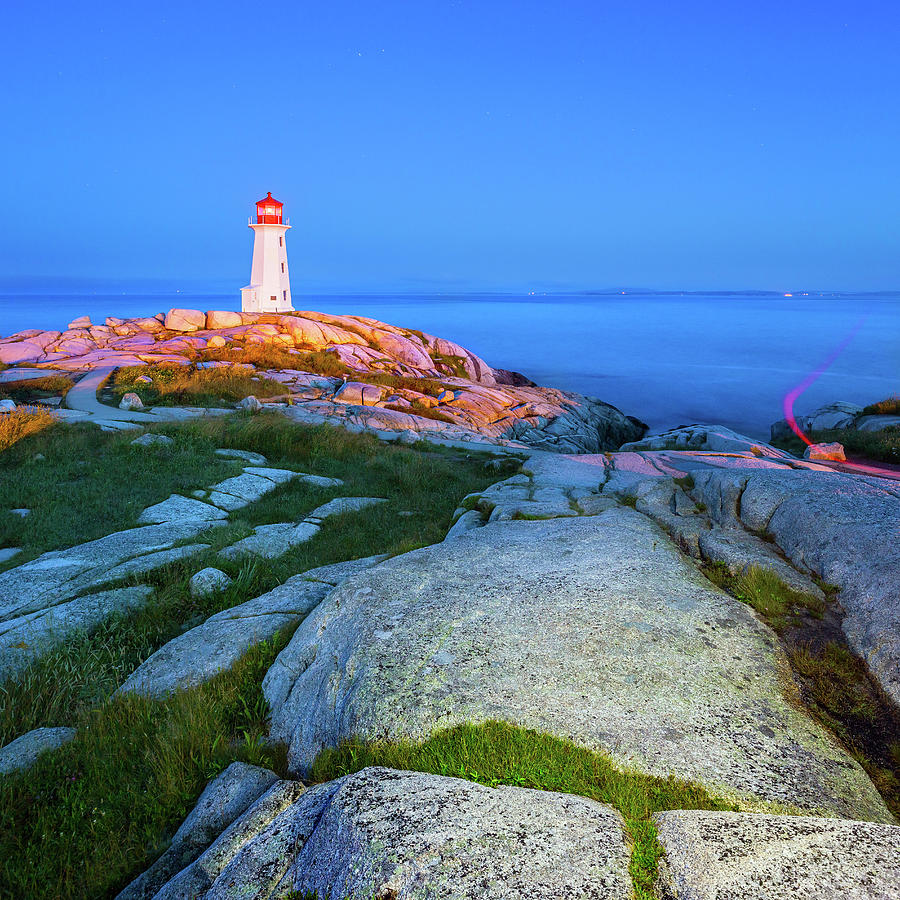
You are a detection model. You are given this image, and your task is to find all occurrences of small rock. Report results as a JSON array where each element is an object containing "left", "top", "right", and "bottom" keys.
[
  {"left": 0, "top": 399, "right": 16, "bottom": 412},
  {"left": 298, "top": 474, "right": 344, "bottom": 488},
  {"left": 238, "top": 395, "right": 262, "bottom": 413},
  {"left": 119, "top": 392, "right": 145, "bottom": 411},
  {"left": 0, "top": 548, "right": 22, "bottom": 564},
  {"left": 131, "top": 434, "right": 174, "bottom": 448},
  {"left": 67, "top": 315, "right": 91, "bottom": 329},
  {"left": 10, "top": 509, "right": 29, "bottom": 518},
  {"left": 398, "top": 429, "right": 420, "bottom": 444},
  {"left": 207, "top": 335, "right": 227, "bottom": 349},
  {"left": 189, "top": 567, "right": 233, "bottom": 598},
  {"left": 803, "top": 441, "right": 846, "bottom": 461},
  {"left": 437, "top": 389, "right": 455, "bottom": 403},
  {"left": 0, "top": 727, "right": 77, "bottom": 775},
  {"left": 135, "top": 375, "right": 153, "bottom": 384},
  {"left": 214, "top": 448, "right": 268, "bottom": 465},
  {"left": 32, "top": 453, "right": 45, "bottom": 461}
]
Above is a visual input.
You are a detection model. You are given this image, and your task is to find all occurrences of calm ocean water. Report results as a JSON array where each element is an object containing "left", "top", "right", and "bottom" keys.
[{"left": 1, "top": 288, "right": 898, "bottom": 440}]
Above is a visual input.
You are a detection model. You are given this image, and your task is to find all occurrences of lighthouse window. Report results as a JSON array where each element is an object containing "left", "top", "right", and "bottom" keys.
[
  {"left": 279, "top": 236, "right": 283, "bottom": 247},
  {"left": 281, "top": 262, "right": 285, "bottom": 273},
  {"left": 283, "top": 290, "right": 287, "bottom": 302}
]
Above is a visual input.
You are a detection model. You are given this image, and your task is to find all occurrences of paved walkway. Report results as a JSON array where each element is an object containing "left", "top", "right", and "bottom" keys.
[{"left": 64, "top": 367, "right": 160, "bottom": 424}]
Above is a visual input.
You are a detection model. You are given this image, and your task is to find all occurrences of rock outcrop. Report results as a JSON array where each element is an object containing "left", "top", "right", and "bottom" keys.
[
  {"left": 263, "top": 491, "right": 888, "bottom": 820},
  {"left": 1, "top": 308, "right": 646, "bottom": 451},
  {"left": 130, "top": 767, "right": 633, "bottom": 900},
  {"left": 654, "top": 810, "right": 900, "bottom": 899}
]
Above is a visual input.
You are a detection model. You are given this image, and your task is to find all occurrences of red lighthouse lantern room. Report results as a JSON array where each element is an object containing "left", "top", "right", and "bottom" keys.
[{"left": 255, "top": 192, "right": 283, "bottom": 224}]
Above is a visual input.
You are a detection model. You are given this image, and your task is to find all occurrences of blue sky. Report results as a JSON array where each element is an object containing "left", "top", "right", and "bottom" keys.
[{"left": 1, "top": 0, "right": 898, "bottom": 292}]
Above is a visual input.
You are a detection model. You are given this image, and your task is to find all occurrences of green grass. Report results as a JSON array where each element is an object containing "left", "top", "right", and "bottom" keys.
[
  {"left": 311, "top": 720, "right": 737, "bottom": 900},
  {"left": 200, "top": 344, "right": 349, "bottom": 377},
  {"left": 0, "top": 422, "right": 237, "bottom": 563},
  {"left": 354, "top": 372, "right": 446, "bottom": 396},
  {"left": 704, "top": 564, "right": 900, "bottom": 817},
  {"left": 703, "top": 563, "right": 825, "bottom": 628},
  {"left": 0, "top": 375, "right": 75, "bottom": 404},
  {"left": 430, "top": 352, "right": 470, "bottom": 379},
  {"left": 110, "top": 364, "right": 287, "bottom": 407},
  {"left": 0, "top": 635, "right": 289, "bottom": 899},
  {"left": 0, "top": 415, "right": 505, "bottom": 897}
]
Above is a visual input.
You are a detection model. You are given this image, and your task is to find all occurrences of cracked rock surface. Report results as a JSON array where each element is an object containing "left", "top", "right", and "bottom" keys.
[{"left": 142, "top": 767, "right": 633, "bottom": 900}]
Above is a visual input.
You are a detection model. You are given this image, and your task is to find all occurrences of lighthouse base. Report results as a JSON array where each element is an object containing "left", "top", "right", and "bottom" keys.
[{"left": 241, "top": 286, "right": 295, "bottom": 315}]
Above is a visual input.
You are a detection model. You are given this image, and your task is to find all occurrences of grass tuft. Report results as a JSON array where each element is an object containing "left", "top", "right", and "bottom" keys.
[
  {"left": 111, "top": 365, "right": 286, "bottom": 407},
  {"left": 311, "top": 721, "right": 736, "bottom": 900},
  {"left": 0, "top": 407, "right": 57, "bottom": 453},
  {"left": 862, "top": 395, "right": 900, "bottom": 416},
  {"left": 0, "top": 635, "right": 289, "bottom": 899}
]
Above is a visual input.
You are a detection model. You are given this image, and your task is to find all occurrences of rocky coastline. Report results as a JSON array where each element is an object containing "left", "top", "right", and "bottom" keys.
[{"left": 1, "top": 309, "right": 899, "bottom": 898}]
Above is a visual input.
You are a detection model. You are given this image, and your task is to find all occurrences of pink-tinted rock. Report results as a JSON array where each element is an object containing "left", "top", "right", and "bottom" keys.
[
  {"left": 56, "top": 338, "right": 96, "bottom": 356},
  {"left": 207, "top": 335, "right": 227, "bottom": 349},
  {"left": 334, "top": 382, "right": 384, "bottom": 406},
  {"left": 206, "top": 310, "right": 243, "bottom": 329},
  {"left": 136, "top": 353, "right": 192, "bottom": 366},
  {"left": 368, "top": 332, "right": 434, "bottom": 369},
  {"left": 0, "top": 341, "right": 44, "bottom": 364},
  {"left": 67, "top": 315, "right": 91, "bottom": 329},
  {"left": 280, "top": 316, "right": 366, "bottom": 347},
  {"left": 804, "top": 442, "right": 846, "bottom": 462},
  {"left": 105, "top": 317, "right": 124, "bottom": 327},
  {"left": 165, "top": 309, "right": 206, "bottom": 332},
  {"left": 156, "top": 337, "right": 207, "bottom": 353},
  {"left": 109, "top": 334, "right": 156, "bottom": 349},
  {"left": 128, "top": 317, "right": 165, "bottom": 333},
  {"left": 7, "top": 329, "right": 43, "bottom": 340}
]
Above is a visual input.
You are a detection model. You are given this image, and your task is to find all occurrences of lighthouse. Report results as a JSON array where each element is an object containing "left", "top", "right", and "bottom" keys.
[{"left": 240, "top": 192, "right": 294, "bottom": 313}]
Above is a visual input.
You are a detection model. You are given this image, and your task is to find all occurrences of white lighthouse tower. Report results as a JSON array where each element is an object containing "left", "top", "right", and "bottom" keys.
[{"left": 240, "top": 192, "right": 294, "bottom": 313}]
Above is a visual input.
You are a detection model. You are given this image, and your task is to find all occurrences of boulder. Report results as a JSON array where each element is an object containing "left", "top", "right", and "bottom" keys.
[
  {"left": 0, "top": 341, "right": 44, "bottom": 365},
  {"left": 142, "top": 767, "right": 632, "bottom": 900},
  {"left": 0, "top": 727, "right": 77, "bottom": 775},
  {"left": 205, "top": 310, "right": 243, "bottom": 329},
  {"left": 263, "top": 510, "right": 888, "bottom": 821},
  {"left": 189, "top": 567, "right": 232, "bottom": 598},
  {"left": 856, "top": 413, "right": 900, "bottom": 433},
  {"left": 131, "top": 317, "right": 165, "bottom": 333},
  {"left": 119, "top": 392, "right": 145, "bottom": 411},
  {"left": 238, "top": 395, "right": 262, "bottom": 413},
  {"left": 0, "top": 548, "right": 21, "bottom": 564},
  {"left": 654, "top": 810, "right": 900, "bottom": 900},
  {"left": 332, "top": 381, "right": 383, "bottom": 406},
  {"left": 116, "top": 762, "right": 279, "bottom": 900},
  {"left": 803, "top": 441, "right": 845, "bottom": 461},
  {"left": 807, "top": 400, "right": 863, "bottom": 431},
  {"left": 164, "top": 308, "right": 206, "bottom": 332},
  {"left": 67, "top": 316, "right": 91, "bottom": 329},
  {"left": 206, "top": 335, "right": 226, "bottom": 349},
  {"left": 0, "top": 399, "right": 15, "bottom": 412}
]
